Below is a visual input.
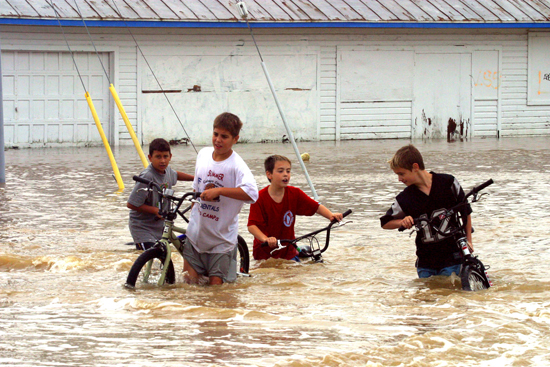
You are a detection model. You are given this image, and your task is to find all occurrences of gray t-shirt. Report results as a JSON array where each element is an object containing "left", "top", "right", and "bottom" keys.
[{"left": 128, "top": 164, "right": 178, "bottom": 243}]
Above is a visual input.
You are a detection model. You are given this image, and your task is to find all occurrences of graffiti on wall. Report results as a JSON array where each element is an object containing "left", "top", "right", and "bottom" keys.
[
  {"left": 473, "top": 70, "right": 501, "bottom": 89},
  {"left": 538, "top": 71, "right": 550, "bottom": 95}
]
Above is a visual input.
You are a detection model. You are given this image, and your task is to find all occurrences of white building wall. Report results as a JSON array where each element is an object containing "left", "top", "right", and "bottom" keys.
[
  {"left": 118, "top": 45, "right": 139, "bottom": 144},
  {"left": 1, "top": 25, "right": 549, "bottom": 148},
  {"left": 319, "top": 45, "right": 337, "bottom": 141}
]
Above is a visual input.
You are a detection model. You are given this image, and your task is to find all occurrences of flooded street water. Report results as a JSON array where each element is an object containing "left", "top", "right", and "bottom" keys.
[{"left": 1, "top": 137, "right": 550, "bottom": 366}]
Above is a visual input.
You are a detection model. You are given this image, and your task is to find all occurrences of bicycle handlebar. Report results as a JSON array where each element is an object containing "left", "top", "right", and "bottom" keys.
[
  {"left": 339, "top": 209, "right": 353, "bottom": 222},
  {"left": 133, "top": 175, "right": 201, "bottom": 221},
  {"left": 466, "top": 178, "right": 494, "bottom": 199},
  {"left": 398, "top": 179, "right": 493, "bottom": 233},
  {"left": 133, "top": 175, "right": 162, "bottom": 191},
  {"left": 260, "top": 209, "right": 353, "bottom": 252}
]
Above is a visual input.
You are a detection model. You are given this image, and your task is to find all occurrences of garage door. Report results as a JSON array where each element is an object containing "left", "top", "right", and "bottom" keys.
[
  {"left": 2, "top": 50, "right": 111, "bottom": 148},
  {"left": 337, "top": 48, "right": 414, "bottom": 140}
]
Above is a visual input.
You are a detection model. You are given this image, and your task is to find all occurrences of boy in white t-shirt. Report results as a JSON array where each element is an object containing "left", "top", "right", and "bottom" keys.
[{"left": 183, "top": 112, "right": 258, "bottom": 285}]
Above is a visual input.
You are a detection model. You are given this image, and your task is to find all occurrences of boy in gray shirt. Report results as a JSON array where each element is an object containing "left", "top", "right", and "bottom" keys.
[{"left": 127, "top": 138, "right": 194, "bottom": 250}]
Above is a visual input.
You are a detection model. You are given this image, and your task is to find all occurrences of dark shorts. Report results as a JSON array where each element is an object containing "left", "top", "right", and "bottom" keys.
[{"left": 182, "top": 238, "right": 237, "bottom": 283}]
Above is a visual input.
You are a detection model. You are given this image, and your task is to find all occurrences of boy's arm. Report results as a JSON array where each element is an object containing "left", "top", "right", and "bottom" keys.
[
  {"left": 316, "top": 204, "right": 343, "bottom": 222},
  {"left": 201, "top": 187, "right": 252, "bottom": 202},
  {"left": 466, "top": 214, "right": 473, "bottom": 252},
  {"left": 127, "top": 202, "right": 161, "bottom": 218},
  {"left": 247, "top": 225, "right": 278, "bottom": 248},
  {"left": 177, "top": 171, "right": 194, "bottom": 181},
  {"left": 382, "top": 216, "right": 414, "bottom": 230}
]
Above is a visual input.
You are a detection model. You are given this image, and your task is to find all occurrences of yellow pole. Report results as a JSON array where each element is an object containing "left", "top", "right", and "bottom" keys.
[
  {"left": 85, "top": 91, "right": 125, "bottom": 191},
  {"left": 109, "top": 84, "right": 148, "bottom": 168}
]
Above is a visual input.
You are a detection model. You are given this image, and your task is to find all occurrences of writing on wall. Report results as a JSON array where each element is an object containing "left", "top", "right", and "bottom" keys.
[
  {"left": 474, "top": 70, "right": 501, "bottom": 89},
  {"left": 528, "top": 33, "right": 550, "bottom": 105},
  {"left": 538, "top": 71, "right": 550, "bottom": 95}
]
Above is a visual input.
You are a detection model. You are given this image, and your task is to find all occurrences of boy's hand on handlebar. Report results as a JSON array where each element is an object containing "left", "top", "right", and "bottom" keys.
[
  {"left": 400, "top": 216, "right": 414, "bottom": 229},
  {"left": 200, "top": 188, "right": 221, "bottom": 202},
  {"left": 265, "top": 237, "right": 278, "bottom": 248},
  {"left": 331, "top": 213, "right": 344, "bottom": 222}
]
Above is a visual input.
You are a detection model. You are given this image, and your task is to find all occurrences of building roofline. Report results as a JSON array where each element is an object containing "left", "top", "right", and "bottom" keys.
[{"left": 1, "top": 18, "right": 550, "bottom": 29}]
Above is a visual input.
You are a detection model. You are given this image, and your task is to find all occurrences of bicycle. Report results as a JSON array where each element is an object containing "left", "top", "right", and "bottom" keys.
[
  {"left": 399, "top": 179, "right": 494, "bottom": 291},
  {"left": 125, "top": 176, "right": 250, "bottom": 288},
  {"left": 261, "top": 209, "right": 353, "bottom": 262}
]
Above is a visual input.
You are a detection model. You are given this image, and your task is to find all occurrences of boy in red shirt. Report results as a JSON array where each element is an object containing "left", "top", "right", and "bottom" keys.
[{"left": 248, "top": 155, "right": 343, "bottom": 261}]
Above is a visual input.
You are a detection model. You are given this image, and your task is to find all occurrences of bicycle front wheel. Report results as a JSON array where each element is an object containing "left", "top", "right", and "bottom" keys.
[
  {"left": 460, "top": 265, "right": 489, "bottom": 291},
  {"left": 125, "top": 247, "right": 176, "bottom": 288},
  {"left": 237, "top": 235, "right": 250, "bottom": 274}
]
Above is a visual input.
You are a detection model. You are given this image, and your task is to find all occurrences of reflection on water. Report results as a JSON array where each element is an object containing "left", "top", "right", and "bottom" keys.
[{"left": 1, "top": 138, "right": 550, "bottom": 366}]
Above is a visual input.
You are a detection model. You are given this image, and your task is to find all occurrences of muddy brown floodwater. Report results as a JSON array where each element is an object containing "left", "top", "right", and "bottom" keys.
[{"left": 1, "top": 137, "right": 550, "bottom": 366}]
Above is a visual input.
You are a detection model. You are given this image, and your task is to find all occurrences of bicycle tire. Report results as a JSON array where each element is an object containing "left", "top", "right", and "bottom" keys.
[
  {"left": 237, "top": 235, "right": 250, "bottom": 274},
  {"left": 460, "top": 265, "right": 489, "bottom": 291},
  {"left": 125, "top": 247, "right": 176, "bottom": 288}
]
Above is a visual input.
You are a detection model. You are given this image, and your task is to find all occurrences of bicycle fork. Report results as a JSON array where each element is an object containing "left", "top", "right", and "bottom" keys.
[
  {"left": 142, "top": 220, "right": 180, "bottom": 286},
  {"left": 458, "top": 237, "right": 492, "bottom": 286}
]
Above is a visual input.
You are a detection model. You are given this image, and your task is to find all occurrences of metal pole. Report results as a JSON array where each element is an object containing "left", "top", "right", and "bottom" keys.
[
  {"left": 0, "top": 36, "right": 5, "bottom": 186},
  {"left": 237, "top": 1, "right": 318, "bottom": 200},
  {"left": 260, "top": 62, "right": 317, "bottom": 200}
]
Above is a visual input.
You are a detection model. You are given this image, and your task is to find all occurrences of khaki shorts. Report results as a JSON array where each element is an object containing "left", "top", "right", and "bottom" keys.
[{"left": 182, "top": 238, "right": 237, "bottom": 283}]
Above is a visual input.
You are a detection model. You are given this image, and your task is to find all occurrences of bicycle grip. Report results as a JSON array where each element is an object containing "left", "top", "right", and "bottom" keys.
[
  {"left": 398, "top": 226, "right": 406, "bottom": 232},
  {"left": 475, "top": 179, "right": 494, "bottom": 193},
  {"left": 342, "top": 209, "right": 352, "bottom": 218},
  {"left": 133, "top": 175, "right": 152, "bottom": 185}
]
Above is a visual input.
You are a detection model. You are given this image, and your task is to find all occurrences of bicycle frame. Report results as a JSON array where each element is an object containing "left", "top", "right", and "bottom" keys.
[
  {"left": 146, "top": 219, "right": 187, "bottom": 286},
  {"left": 264, "top": 209, "right": 352, "bottom": 262},
  {"left": 399, "top": 179, "right": 494, "bottom": 290},
  {"left": 127, "top": 175, "right": 251, "bottom": 288},
  {"left": 131, "top": 175, "right": 199, "bottom": 285}
]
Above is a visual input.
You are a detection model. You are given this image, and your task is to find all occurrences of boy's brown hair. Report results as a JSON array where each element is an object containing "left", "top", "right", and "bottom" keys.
[
  {"left": 149, "top": 138, "right": 171, "bottom": 156},
  {"left": 213, "top": 112, "right": 243, "bottom": 137},
  {"left": 264, "top": 155, "right": 291, "bottom": 182},
  {"left": 389, "top": 144, "right": 425, "bottom": 171}
]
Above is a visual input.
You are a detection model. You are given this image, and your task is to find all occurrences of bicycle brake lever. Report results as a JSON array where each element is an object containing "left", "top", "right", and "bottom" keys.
[
  {"left": 336, "top": 220, "right": 352, "bottom": 227},
  {"left": 472, "top": 192, "right": 489, "bottom": 203},
  {"left": 270, "top": 240, "right": 286, "bottom": 254}
]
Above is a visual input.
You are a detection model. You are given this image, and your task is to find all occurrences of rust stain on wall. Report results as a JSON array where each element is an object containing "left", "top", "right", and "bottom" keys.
[{"left": 447, "top": 117, "right": 470, "bottom": 142}]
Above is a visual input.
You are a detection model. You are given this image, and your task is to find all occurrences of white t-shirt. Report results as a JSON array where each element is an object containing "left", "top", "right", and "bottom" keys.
[{"left": 186, "top": 147, "right": 258, "bottom": 253}]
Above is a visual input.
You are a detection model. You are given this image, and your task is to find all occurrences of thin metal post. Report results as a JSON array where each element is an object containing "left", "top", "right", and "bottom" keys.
[
  {"left": 0, "top": 36, "right": 5, "bottom": 186},
  {"left": 260, "top": 62, "right": 318, "bottom": 200},
  {"left": 237, "top": 1, "right": 318, "bottom": 200}
]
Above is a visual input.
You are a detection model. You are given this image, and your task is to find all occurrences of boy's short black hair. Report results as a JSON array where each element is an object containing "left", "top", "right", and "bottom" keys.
[
  {"left": 389, "top": 144, "right": 425, "bottom": 171},
  {"left": 213, "top": 112, "right": 243, "bottom": 137},
  {"left": 149, "top": 138, "right": 171, "bottom": 156}
]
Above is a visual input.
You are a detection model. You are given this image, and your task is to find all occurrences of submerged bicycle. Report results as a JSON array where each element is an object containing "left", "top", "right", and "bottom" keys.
[
  {"left": 125, "top": 176, "right": 250, "bottom": 289},
  {"left": 261, "top": 209, "right": 353, "bottom": 263},
  {"left": 399, "top": 179, "right": 494, "bottom": 291}
]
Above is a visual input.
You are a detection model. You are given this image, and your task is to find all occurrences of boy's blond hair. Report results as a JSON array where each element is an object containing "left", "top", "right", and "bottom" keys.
[
  {"left": 389, "top": 144, "right": 425, "bottom": 171},
  {"left": 213, "top": 112, "right": 243, "bottom": 137}
]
